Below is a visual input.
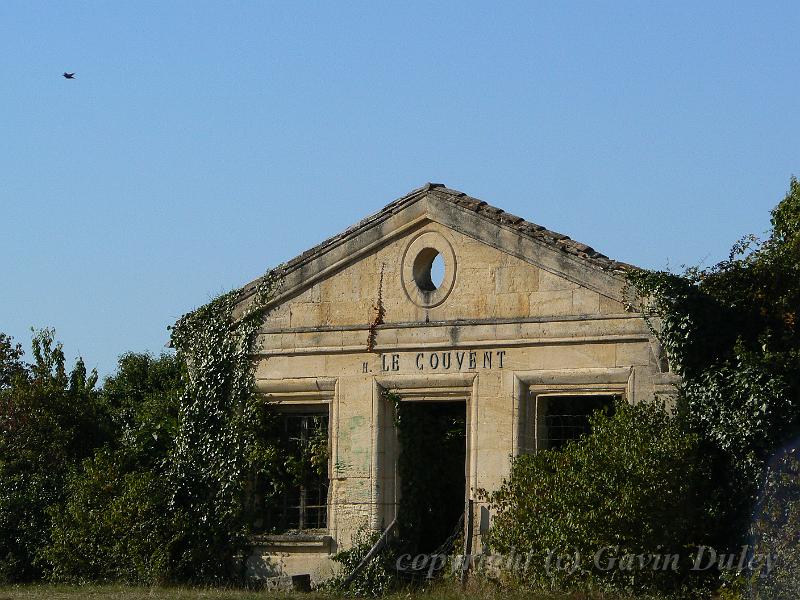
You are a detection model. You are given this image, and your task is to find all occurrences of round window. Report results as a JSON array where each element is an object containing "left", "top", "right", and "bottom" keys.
[
  {"left": 401, "top": 230, "right": 456, "bottom": 308},
  {"left": 412, "top": 248, "right": 446, "bottom": 292}
]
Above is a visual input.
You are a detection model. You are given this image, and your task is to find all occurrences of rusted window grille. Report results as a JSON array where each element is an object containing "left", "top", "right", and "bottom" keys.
[
  {"left": 263, "top": 411, "right": 329, "bottom": 531},
  {"left": 539, "top": 395, "right": 616, "bottom": 449}
]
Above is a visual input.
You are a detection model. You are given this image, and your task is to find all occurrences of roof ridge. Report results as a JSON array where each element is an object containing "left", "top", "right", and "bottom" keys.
[{"left": 239, "top": 183, "right": 633, "bottom": 302}]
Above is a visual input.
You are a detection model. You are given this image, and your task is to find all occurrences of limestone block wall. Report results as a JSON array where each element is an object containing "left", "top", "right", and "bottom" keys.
[
  {"left": 261, "top": 222, "right": 626, "bottom": 333},
  {"left": 243, "top": 219, "right": 674, "bottom": 582},
  {"left": 248, "top": 327, "right": 669, "bottom": 581}
]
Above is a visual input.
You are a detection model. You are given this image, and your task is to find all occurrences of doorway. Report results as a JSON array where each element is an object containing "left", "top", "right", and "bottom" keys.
[{"left": 395, "top": 400, "right": 466, "bottom": 555}]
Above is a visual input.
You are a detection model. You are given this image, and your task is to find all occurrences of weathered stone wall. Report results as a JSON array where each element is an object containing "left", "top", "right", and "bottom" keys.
[
  {"left": 261, "top": 222, "right": 626, "bottom": 332},
  {"left": 245, "top": 217, "right": 673, "bottom": 582}
]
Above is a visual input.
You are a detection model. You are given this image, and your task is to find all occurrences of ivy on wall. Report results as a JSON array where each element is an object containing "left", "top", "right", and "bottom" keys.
[
  {"left": 626, "top": 178, "right": 800, "bottom": 544},
  {"left": 167, "top": 273, "right": 281, "bottom": 581},
  {"left": 246, "top": 405, "right": 329, "bottom": 533},
  {"left": 482, "top": 178, "right": 800, "bottom": 597}
]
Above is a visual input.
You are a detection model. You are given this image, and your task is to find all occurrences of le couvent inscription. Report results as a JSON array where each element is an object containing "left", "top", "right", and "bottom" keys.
[{"left": 372, "top": 349, "right": 507, "bottom": 373}]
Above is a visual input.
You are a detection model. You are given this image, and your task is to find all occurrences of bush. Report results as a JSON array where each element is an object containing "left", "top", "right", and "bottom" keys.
[
  {"left": 323, "top": 528, "right": 400, "bottom": 597},
  {"left": 628, "top": 177, "right": 800, "bottom": 557},
  {"left": 0, "top": 330, "right": 109, "bottom": 582},
  {"left": 43, "top": 451, "right": 174, "bottom": 583},
  {"left": 42, "top": 352, "right": 182, "bottom": 583},
  {"left": 486, "top": 400, "right": 717, "bottom": 594}
]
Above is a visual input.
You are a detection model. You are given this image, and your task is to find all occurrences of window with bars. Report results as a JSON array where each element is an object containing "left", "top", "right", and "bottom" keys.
[
  {"left": 253, "top": 409, "right": 329, "bottom": 533},
  {"left": 537, "top": 394, "right": 617, "bottom": 450}
]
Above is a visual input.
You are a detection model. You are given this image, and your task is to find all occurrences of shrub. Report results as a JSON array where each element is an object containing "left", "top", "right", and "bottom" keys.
[
  {"left": 42, "top": 352, "right": 183, "bottom": 583},
  {"left": 43, "top": 451, "right": 174, "bottom": 583},
  {"left": 486, "top": 400, "right": 717, "bottom": 594},
  {"left": 323, "top": 528, "right": 400, "bottom": 597},
  {"left": 0, "top": 330, "right": 109, "bottom": 582},
  {"left": 628, "top": 177, "right": 800, "bottom": 555}
]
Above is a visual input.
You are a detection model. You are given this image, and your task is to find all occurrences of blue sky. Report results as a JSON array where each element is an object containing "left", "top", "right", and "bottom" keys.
[{"left": 2, "top": 1, "right": 798, "bottom": 377}]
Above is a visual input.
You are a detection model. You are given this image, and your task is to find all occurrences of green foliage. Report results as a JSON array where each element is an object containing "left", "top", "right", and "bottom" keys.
[
  {"left": 42, "top": 352, "right": 183, "bottom": 583},
  {"left": 4, "top": 271, "right": 281, "bottom": 585},
  {"left": 0, "top": 330, "right": 108, "bottom": 582},
  {"left": 324, "top": 528, "right": 400, "bottom": 597},
  {"left": 627, "top": 177, "right": 800, "bottom": 546},
  {"left": 250, "top": 409, "right": 329, "bottom": 529},
  {"left": 166, "top": 274, "right": 280, "bottom": 582},
  {"left": 487, "top": 400, "right": 715, "bottom": 594},
  {"left": 750, "top": 445, "right": 800, "bottom": 599},
  {"left": 303, "top": 416, "right": 330, "bottom": 480},
  {"left": 44, "top": 451, "right": 173, "bottom": 583},
  {"left": 0, "top": 333, "right": 25, "bottom": 390},
  {"left": 102, "top": 352, "right": 183, "bottom": 468}
]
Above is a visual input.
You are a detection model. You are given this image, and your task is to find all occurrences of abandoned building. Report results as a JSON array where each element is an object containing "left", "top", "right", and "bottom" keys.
[{"left": 236, "top": 184, "right": 678, "bottom": 581}]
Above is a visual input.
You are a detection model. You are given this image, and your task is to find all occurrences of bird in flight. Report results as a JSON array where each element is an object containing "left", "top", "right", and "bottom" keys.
[{"left": 63, "top": 72, "right": 76, "bottom": 79}]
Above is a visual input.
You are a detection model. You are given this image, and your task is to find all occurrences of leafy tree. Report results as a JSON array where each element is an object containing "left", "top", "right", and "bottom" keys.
[
  {"left": 0, "top": 329, "right": 108, "bottom": 582},
  {"left": 1, "top": 275, "right": 282, "bottom": 585},
  {"left": 101, "top": 352, "right": 183, "bottom": 469},
  {"left": 45, "top": 451, "right": 174, "bottom": 583},
  {"left": 42, "top": 352, "right": 182, "bottom": 583},
  {"left": 0, "top": 333, "right": 25, "bottom": 390},
  {"left": 628, "top": 177, "right": 800, "bottom": 549},
  {"left": 40, "top": 273, "right": 280, "bottom": 585},
  {"left": 488, "top": 177, "right": 800, "bottom": 595}
]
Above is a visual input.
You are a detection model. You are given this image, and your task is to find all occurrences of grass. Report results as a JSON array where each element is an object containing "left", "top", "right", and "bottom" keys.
[
  {"left": 0, "top": 585, "right": 286, "bottom": 600},
  {"left": 0, "top": 583, "right": 684, "bottom": 600}
]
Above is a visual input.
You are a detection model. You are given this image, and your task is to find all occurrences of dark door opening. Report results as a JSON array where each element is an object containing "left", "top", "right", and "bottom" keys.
[{"left": 396, "top": 400, "right": 466, "bottom": 555}]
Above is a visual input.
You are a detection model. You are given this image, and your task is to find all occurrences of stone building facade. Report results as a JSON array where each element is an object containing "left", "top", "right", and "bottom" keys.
[{"left": 236, "top": 184, "right": 677, "bottom": 581}]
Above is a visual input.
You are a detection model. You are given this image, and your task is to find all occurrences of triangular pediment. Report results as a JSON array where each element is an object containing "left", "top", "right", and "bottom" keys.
[{"left": 238, "top": 184, "right": 634, "bottom": 326}]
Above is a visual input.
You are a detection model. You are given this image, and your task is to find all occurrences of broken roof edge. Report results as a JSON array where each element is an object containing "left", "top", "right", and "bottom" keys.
[{"left": 237, "top": 183, "right": 639, "bottom": 306}]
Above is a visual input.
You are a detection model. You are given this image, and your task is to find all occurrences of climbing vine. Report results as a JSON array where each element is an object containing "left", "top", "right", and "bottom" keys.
[
  {"left": 625, "top": 177, "right": 800, "bottom": 553},
  {"left": 245, "top": 406, "right": 329, "bottom": 533},
  {"left": 167, "top": 272, "right": 281, "bottom": 581}
]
